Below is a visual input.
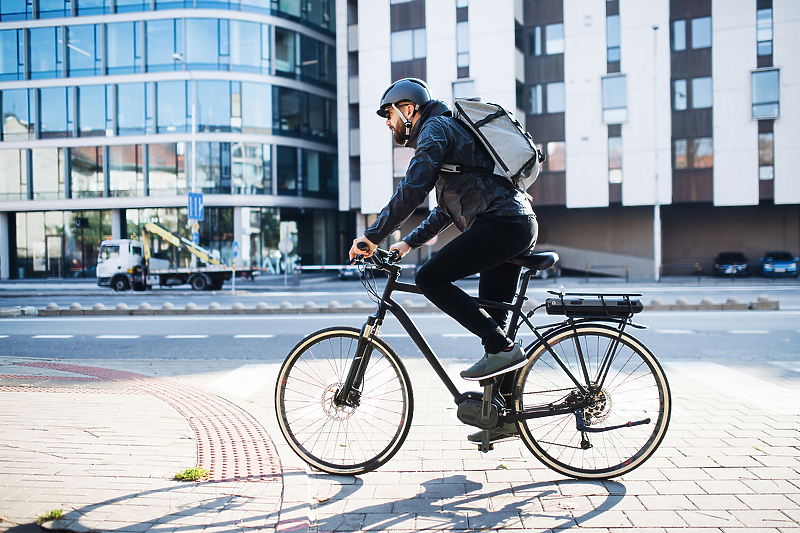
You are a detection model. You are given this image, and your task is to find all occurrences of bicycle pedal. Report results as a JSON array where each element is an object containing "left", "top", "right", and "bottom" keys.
[{"left": 478, "top": 442, "right": 493, "bottom": 453}]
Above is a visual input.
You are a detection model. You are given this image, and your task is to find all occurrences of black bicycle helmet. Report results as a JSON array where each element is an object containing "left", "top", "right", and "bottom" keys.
[{"left": 376, "top": 78, "right": 432, "bottom": 118}]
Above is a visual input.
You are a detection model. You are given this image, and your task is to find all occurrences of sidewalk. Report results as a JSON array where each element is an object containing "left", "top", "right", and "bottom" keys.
[{"left": 1, "top": 355, "right": 799, "bottom": 532}]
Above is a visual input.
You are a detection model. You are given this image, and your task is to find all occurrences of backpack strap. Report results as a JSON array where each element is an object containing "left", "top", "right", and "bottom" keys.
[{"left": 441, "top": 164, "right": 534, "bottom": 203}]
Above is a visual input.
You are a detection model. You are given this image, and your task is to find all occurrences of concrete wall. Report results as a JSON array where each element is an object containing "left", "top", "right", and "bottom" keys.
[
  {"left": 469, "top": 0, "right": 517, "bottom": 110},
  {"left": 619, "top": 1, "right": 672, "bottom": 207},
  {"left": 712, "top": 0, "right": 759, "bottom": 207},
  {"left": 773, "top": 0, "right": 800, "bottom": 205},
  {"left": 335, "top": 0, "right": 351, "bottom": 212},
  {"left": 357, "top": 1, "right": 393, "bottom": 214},
  {"left": 563, "top": 0, "right": 608, "bottom": 208}
]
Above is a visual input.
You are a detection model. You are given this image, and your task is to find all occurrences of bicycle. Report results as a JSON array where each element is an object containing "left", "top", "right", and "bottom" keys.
[{"left": 275, "top": 246, "right": 671, "bottom": 480}]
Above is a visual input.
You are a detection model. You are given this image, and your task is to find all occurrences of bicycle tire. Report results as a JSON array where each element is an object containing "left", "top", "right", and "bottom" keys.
[
  {"left": 275, "top": 326, "right": 414, "bottom": 475},
  {"left": 514, "top": 323, "right": 671, "bottom": 479}
]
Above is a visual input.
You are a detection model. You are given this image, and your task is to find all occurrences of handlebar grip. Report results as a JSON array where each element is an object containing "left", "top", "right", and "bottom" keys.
[{"left": 356, "top": 242, "right": 370, "bottom": 252}]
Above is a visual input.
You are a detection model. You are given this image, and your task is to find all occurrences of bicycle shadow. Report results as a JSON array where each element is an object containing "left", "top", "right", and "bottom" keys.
[
  {"left": 313, "top": 474, "right": 626, "bottom": 531},
  {"left": 1, "top": 471, "right": 313, "bottom": 533}
]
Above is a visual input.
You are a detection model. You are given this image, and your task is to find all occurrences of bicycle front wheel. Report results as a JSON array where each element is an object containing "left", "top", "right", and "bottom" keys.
[
  {"left": 515, "top": 323, "right": 671, "bottom": 479},
  {"left": 275, "top": 326, "right": 413, "bottom": 475}
]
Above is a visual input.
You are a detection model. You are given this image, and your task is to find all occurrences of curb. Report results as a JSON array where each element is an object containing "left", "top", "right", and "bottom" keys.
[{"left": 2, "top": 294, "right": 782, "bottom": 318}]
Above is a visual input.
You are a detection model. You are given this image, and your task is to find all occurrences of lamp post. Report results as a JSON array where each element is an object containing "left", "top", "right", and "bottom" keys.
[
  {"left": 172, "top": 53, "right": 196, "bottom": 195},
  {"left": 652, "top": 25, "right": 662, "bottom": 282}
]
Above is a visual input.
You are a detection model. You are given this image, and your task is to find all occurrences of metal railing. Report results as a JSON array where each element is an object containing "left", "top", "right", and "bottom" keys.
[{"left": 659, "top": 262, "right": 702, "bottom": 282}]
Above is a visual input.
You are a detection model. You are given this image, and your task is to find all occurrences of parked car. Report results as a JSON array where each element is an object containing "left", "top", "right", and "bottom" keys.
[
  {"left": 713, "top": 251, "right": 749, "bottom": 277},
  {"left": 338, "top": 265, "right": 363, "bottom": 280},
  {"left": 759, "top": 250, "right": 798, "bottom": 277}
]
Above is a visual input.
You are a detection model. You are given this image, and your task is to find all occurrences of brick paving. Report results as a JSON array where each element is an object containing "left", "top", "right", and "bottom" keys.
[{"left": 1, "top": 355, "right": 799, "bottom": 532}]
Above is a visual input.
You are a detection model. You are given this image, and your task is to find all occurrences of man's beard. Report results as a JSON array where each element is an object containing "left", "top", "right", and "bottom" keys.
[{"left": 392, "top": 125, "right": 408, "bottom": 146}]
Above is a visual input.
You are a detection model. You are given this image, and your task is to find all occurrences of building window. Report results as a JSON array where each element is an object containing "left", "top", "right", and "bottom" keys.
[
  {"left": 242, "top": 81, "right": 272, "bottom": 134},
  {"left": 531, "top": 26, "right": 541, "bottom": 56},
  {"left": 32, "top": 148, "right": 66, "bottom": 199},
  {"left": 757, "top": 8, "right": 772, "bottom": 56},
  {"left": 2, "top": 88, "right": 32, "bottom": 141},
  {"left": 391, "top": 28, "right": 426, "bottom": 62},
  {"left": 545, "top": 23, "right": 564, "bottom": 55},
  {"left": 456, "top": 20, "right": 469, "bottom": 76},
  {"left": 275, "top": 27, "right": 296, "bottom": 75},
  {"left": 674, "top": 139, "right": 687, "bottom": 169},
  {"left": 608, "top": 135, "right": 622, "bottom": 184},
  {"left": 546, "top": 82, "right": 565, "bottom": 113},
  {"left": 673, "top": 20, "right": 686, "bottom": 51},
  {"left": 232, "top": 142, "right": 270, "bottom": 194},
  {"left": 68, "top": 24, "right": 103, "bottom": 77},
  {"left": 155, "top": 81, "right": 187, "bottom": 133},
  {"left": 547, "top": 141, "right": 566, "bottom": 172},
  {"left": 109, "top": 145, "right": 144, "bottom": 196},
  {"left": 146, "top": 19, "right": 182, "bottom": 72},
  {"left": 453, "top": 80, "right": 474, "bottom": 99},
  {"left": 529, "top": 84, "right": 542, "bottom": 115},
  {"left": 0, "top": 29, "right": 25, "bottom": 81},
  {"left": 691, "top": 17, "right": 711, "bottom": 49},
  {"left": 197, "top": 80, "right": 231, "bottom": 132},
  {"left": 673, "top": 79, "right": 687, "bottom": 110},
  {"left": 692, "top": 138, "right": 713, "bottom": 168},
  {"left": 752, "top": 69, "right": 779, "bottom": 118},
  {"left": 70, "top": 146, "right": 104, "bottom": 198},
  {"left": 39, "top": 87, "right": 71, "bottom": 138},
  {"left": 117, "top": 82, "right": 151, "bottom": 135},
  {"left": 107, "top": 22, "right": 142, "bottom": 75},
  {"left": 30, "top": 26, "right": 64, "bottom": 79},
  {"left": 602, "top": 75, "right": 627, "bottom": 124},
  {"left": 758, "top": 132, "right": 773, "bottom": 180},
  {"left": 393, "top": 146, "right": 414, "bottom": 177},
  {"left": 606, "top": 14, "right": 620, "bottom": 62},
  {"left": 78, "top": 85, "right": 107, "bottom": 137},
  {"left": 0, "top": 149, "right": 28, "bottom": 201},
  {"left": 692, "top": 77, "right": 712, "bottom": 109},
  {"left": 148, "top": 143, "right": 186, "bottom": 196},
  {"left": 276, "top": 145, "right": 298, "bottom": 195}
]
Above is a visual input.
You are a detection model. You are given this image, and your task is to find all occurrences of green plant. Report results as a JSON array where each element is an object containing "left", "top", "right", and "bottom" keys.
[
  {"left": 36, "top": 509, "right": 63, "bottom": 524},
  {"left": 173, "top": 466, "right": 209, "bottom": 482}
]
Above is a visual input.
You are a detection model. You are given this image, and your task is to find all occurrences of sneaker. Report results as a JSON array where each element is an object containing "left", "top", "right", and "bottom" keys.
[
  {"left": 467, "top": 422, "right": 519, "bottom": 443},
  {"left": 460, "top": 344, "right": 526, "bottom": 381}
]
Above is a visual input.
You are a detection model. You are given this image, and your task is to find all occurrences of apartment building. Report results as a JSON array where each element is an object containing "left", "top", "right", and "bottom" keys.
[
  {"left": 0, "top": 0, "right": 348, "bottom": 279},
  {"left": 339, "top": 0, "right": 799, "bottom": 278}
]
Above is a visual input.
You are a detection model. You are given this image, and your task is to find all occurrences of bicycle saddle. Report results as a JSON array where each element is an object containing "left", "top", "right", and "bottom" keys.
[{"left": 508, "top": 250, "right": 559, "bottom": 271}]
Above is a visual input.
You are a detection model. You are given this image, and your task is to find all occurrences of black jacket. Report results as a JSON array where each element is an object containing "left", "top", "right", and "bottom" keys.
[{"left": 364, "top": 100, "right": 534, "bottom": 248}]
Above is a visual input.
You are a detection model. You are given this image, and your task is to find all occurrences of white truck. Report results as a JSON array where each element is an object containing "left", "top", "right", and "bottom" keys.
[{"left": 97, "top": 222, "right": 257, "bottom": 291}]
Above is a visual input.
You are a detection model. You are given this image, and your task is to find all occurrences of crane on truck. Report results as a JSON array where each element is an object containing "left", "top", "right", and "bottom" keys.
[{"left": 97, "top": 222, "right": 257, "bottom": 291}]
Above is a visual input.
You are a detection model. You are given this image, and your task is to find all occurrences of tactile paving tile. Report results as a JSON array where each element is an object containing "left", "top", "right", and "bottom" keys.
[{"left": 17, "top": 362, "right": 281, "bottom": 483}]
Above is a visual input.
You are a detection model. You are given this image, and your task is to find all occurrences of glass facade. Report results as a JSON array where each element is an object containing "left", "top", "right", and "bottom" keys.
[{"left": 1, "top": 6, "right": 342, "bottom": 279}]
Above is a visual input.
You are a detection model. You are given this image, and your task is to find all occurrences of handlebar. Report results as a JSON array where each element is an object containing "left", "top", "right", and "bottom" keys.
[{"left": 354, "top": 242, "right": 401, "bottom": 272}]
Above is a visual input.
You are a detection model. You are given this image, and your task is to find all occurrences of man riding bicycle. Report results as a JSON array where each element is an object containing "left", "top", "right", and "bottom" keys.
[{"left": 348, "top": 78, "right": 538, "bottom": 391}]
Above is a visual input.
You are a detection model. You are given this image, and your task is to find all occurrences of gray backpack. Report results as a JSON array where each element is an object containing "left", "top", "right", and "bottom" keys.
[{"left": 448, "top": 98, "right": 545, "bottom": 197}]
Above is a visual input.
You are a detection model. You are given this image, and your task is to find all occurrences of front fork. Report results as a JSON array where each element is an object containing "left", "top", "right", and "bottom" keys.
[{"left": 334, "top": 315, "right": 381, "bottom": 407}]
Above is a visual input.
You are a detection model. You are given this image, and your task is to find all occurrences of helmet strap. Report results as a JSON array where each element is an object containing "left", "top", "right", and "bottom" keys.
[{"left": 392, "top": 103, "right": 419, "bottom": 146}]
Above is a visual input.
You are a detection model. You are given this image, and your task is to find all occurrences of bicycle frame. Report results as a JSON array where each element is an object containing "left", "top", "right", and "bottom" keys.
[{"left": 334, "top": 257, "right": 640, "bottom": 427}]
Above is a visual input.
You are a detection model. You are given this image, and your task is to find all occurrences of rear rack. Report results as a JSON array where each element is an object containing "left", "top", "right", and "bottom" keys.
[{"left": 545, "top": 290, "right": 643, "bottom": 318}]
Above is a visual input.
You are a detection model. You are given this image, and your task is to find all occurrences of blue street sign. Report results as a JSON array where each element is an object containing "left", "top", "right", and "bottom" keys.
[
  {"left": 188, "top": 192, "right": 204, "bottom": 221},
  {"left": 233, "top": 241, "right": 239, "bottom": 258}
]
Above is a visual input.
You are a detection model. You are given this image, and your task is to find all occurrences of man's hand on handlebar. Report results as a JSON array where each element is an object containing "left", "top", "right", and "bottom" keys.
[
  {"left": 389, "top": 240, "right": 411, "bottom": 258},
  {"left": 349, "top": 237, "right": 376, "bottom": 262}
]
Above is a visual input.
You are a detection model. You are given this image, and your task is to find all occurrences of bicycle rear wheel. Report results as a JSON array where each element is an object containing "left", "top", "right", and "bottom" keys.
[
  {"left": 514, "top": 323, "right": 671, "bottom": 479},
  {"left": 275, "top": 326, "right": 413, "bottom": 475}
]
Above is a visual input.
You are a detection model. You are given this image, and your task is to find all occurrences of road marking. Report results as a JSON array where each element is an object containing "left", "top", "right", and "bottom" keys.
[
  {"left": 96, "top": 335, "right": 140, "bottom": 339},
  {"left": 0, "top": 335, "right": 8, "bottom": 338},
  {"left": 32, "top": 335, "right": 74, "bottom": 339},
  {"left": 442, "top": 333, "right": 474, "bottom": 338},
  {"left": 728, "top": 330, "right": 770, "bottom": 334},
  {"left": 165, "top": 335, "right": 208, "bottom": 339},
  {"left": 379, "top": 334, "right": 408, "bottom": 337},
  {"left": 656, "top": 329, "right": 693, "bottom": 334},
  {"left": 233, "top": 334, "right": 274, "bottom": 338}
]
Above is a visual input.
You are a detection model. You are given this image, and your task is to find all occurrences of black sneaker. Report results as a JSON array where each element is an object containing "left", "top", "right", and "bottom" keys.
[{"left": 460, "top": 344, "right": 526, "bottom": 381}]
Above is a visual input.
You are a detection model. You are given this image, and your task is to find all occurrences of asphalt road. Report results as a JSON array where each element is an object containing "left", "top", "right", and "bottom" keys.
[{"left": 2, "top": 310, "right": 798, "bottom": 367}]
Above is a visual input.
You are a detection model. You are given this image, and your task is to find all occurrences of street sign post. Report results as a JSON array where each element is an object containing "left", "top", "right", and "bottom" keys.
[{"left": 232, "top": 241, "right": 238, "bottom": 294}]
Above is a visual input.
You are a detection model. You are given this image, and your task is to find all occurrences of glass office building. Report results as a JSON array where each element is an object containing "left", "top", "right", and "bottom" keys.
[{"left": 0, "top": 0, "right": 347, "bottom": 279}]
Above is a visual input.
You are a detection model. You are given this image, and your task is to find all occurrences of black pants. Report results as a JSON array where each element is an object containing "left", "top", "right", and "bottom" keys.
[{"left": 415, "top": 214, "right": 538, "bottom": 354}]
